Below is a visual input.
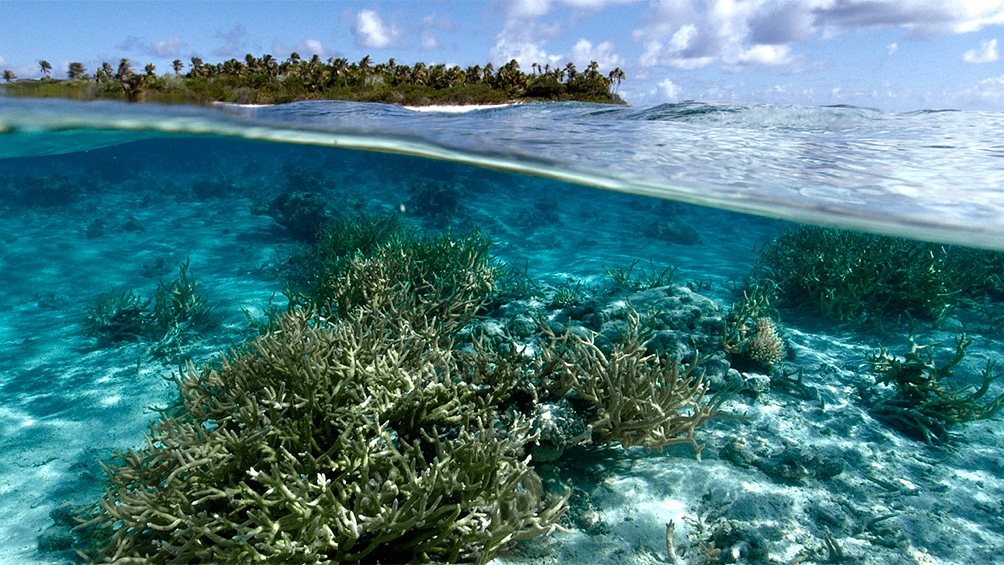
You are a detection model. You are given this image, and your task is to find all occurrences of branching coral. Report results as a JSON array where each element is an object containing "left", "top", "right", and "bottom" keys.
[
  {"left": 540, "top": 309, "right": 733, "bottom": 454},
  {"left": 721, "top": 284, "right": 785, "bottom": 371},
  {"left": 294, "top": 225, "right": 499, "bottom": 334},
  {"left": 77, "top": 309, "right": 566, "bottom": 564},
  {"left": 752, "top": 226, "right": 960, "bottom": 322},
  {"left": 406, "top": 181, "right": 464, "bottom": 226},
  {"left": 84, "top": 289, "right": 152, "bottom": 344},
  {"left": 84, "top": 259, "right": 215, "bottom": 357},
  {"left": 865, "top": 334, "right": 1004, "bottom": 444},
  {"left": 76, "top": 225, "right": 566, "bottom": 564}
]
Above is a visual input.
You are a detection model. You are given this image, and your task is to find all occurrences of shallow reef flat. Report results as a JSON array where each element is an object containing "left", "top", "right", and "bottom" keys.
[{"left": 1, "top": 136, "right": 1003, "bottom": 564}]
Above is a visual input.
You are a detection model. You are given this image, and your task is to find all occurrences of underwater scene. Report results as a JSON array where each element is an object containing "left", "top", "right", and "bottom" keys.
[{"left": 2, "top": 98, "right": 1004, "bottom": 564}]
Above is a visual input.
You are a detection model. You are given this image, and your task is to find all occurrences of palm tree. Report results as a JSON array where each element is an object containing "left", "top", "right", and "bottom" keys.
[
  {"left": 38, "top": 60, "right": 52, "bottom": 78},
  {"left": 2, "top": 69, "right": 15, "bottom": 83},
  {"left": 608, "top": 67, "right": 626, "bottom": 93},
  {"left": 172, "top": 59, "right": 184, "bottom": 75},
  {"left": 68, "top": 62, "right": 86, "bottom": 80},
  {"left": 144, "top": 63, "right": 156, "bottom": 77},
  {"left": 262, "top": 54, "right": 277, "bottom": 77},
  {"left": 116, "top": 58, "right": 133, "bottom": 80},
  {"left": 190, "top": 57, "right": 205, "bottom": 78},
  {"left": 564, "top": 62, "right": 577, "bottom": 82}
]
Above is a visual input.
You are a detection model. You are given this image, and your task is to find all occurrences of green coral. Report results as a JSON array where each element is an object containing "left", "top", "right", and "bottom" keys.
[
  {"left": 866, "top": 334, "right": 1004, "bottom": 444},
  {"left": 77, "top": 310, "right": 565, "bottom": 564},
  {"left": 84, "top": 259, "right": 215, "bottom": 356},
  {"left": 750, "top": 226, "right": 1004, "bottom": 323},
  {"left": 84, "top": 289, "right": 152, "bottom": 345},
  {"left": 76, "top": 225, "right": 567, "bottom": 563},
  {"left": 291, "top": 222, "right": 498, "bottom": 334},
  {"left": 540, "top": 309, "right": 733, "bottom": 454},
  {"left": 76, "top": 218, "right": 733, "bottom": 562}
]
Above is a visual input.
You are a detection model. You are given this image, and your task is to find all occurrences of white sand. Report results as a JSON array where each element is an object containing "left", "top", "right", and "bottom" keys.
[{"left": 404, "top": 103, "right": 520, "bottom": 113}]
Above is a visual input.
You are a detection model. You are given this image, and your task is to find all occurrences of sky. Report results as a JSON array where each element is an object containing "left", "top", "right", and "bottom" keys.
[{"left": 1, "top": 0, "right": 1003, "bottom": 111}]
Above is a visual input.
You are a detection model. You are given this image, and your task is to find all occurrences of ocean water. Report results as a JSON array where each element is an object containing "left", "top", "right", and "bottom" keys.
[{"left": 1, "top": 97, "right": 1003, "bottom": 564}]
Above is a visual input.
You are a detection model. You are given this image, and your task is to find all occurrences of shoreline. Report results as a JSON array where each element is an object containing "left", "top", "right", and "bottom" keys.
[{"left": 403, "top": 102, "right": 521, "bottom": 113}]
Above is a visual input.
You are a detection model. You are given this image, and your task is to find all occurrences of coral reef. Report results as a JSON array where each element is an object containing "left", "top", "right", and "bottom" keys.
[
  {"left": 77, "top": 309, "right": 566, "bottom": 563},
  {"left": 752, "top": 226, "right": 956, "bottom": 322},
  {"left": 252, "top": 190, "right": 333, "bottom": 239},
  {"left": 76, "top": 220, "right": 734, "bottom": 562},
  {"left": 540, "top": 309, "right": 733, "bottom": 453},
  {"left": 865, "top": 334, "right": 1004, "bottom": 444},
  {"left": 84, "top": 259, "right": 215, "bottom": 358},
  {"left": 84, "top": 289, "right": 152, "bottom": 345},
  {"left": 405, "top": 181, "right": 465, "bottom": 226}
]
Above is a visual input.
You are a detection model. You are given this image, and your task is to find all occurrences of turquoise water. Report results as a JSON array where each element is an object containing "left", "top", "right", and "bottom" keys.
[{"left": 2, "top": 98, "right": 1004, "bottom": 563}]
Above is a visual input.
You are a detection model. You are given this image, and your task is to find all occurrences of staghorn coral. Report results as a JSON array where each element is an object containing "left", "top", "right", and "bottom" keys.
[
  {"left": 749, "top": 225, "right": 1004, "bottom": 324},
  {"left": 292, "top": 225, "right": 499, "bottom": 335},
  {"left": 76, "top": 226, "right": 566, "bottom": 564},
  {"left": 865, "top": 333, "right": 1004, "bottom": 444},
  {"left": 84, "top": 259, "right": 215, "bottom": 358},
  {"left": 540, "top": 308, "right": 733, "bottom": 454},
  {"left": 77, "top": 308, "right": 566, "bottom": 564},
  {"left": 84, "top": 289, "right": 152, "bottom": 345},
  {"left": 76, "top": 221, "right": 735, "bottom": 562}
]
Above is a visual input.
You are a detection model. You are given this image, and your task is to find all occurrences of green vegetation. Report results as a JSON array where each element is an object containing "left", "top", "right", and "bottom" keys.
[
  {"left": 75, "top": 217, "right": 728, "bottom": 562},
  {"left": 866, "top": 334, "right": 1004, "bottom": 444},
  {"left": 751, "top": 225, "right": 1004, "bottom": 324},
  {"left": 3, "top": 54, "right": 625, "bottom": 105}
]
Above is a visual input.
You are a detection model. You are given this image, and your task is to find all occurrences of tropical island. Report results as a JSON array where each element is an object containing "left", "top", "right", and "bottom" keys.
[{"left": 0, "top": 53, "right": 626, "bottom": 106}]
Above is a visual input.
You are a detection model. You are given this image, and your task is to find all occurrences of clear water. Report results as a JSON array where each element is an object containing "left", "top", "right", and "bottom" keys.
[{"left": 1, "top": 98, "right": 1003, "bottom": 563}]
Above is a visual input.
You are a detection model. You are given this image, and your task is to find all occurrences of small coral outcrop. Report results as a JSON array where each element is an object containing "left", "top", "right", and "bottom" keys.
[
  {"left": 541, "top": 309, "right": 733, "bottom": 454},
  {"left": 865, "top": 334, "right": 1004, "bottom": 444},
  {"left": 744, "top": 317, "right": 786, "bottom": 369}
]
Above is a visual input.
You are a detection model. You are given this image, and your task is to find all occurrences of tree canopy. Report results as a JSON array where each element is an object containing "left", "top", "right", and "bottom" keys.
[{"left": 2, "top": 53, "right": 627, "bottom": 106}]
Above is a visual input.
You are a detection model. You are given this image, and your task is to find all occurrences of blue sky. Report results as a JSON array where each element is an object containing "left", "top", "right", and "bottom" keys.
[{"left": 1, "top": 0, "right": 1002, "bottom": 111}]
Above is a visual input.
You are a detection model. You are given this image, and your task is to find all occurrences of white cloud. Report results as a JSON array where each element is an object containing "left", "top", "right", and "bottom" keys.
[
  {"left": 657, "top": 78, "right": 681, "bottom": 100},
  {"left": 634, "top": 0, "right": 1004, "bottom": 71},
  {"left": 964, "top": 38, "right": 999, "bottom": 63},
  {"left": 735, "top": 44, "right": 794, "bottom": 67},
  {"left": 887, "top": 42, "right": 899, "bottom": 55},
  {"left": 150, "top": 35, "right": 184, "bottom": 58},
  {"left": 945, "top": 74, "right": 1004, "bottom": 108},
  {"left": 815, "top": 0, "right": 1004, "bottom": 36},
  {"left": 420, "top": 14, "right": 457, "bottom": 50},
  {"left": 212, "top": 24, "right": 248, "bottom": 58},
  {"left": 353, "top": 9, "right": 400, "bottom": 49},
  {"left": 294, "top": 39, "right": 329, "bottom": 57},
  {"left": 492, "top": 0, "right": 640, "bottom": 68},
  {"left": 510, "top": 0, "right": 554, "bottom": 19},
  {"left": 490, "top": 29, "right": 556, "bottom": 67},
  {"left": 508, "top": 0, "right": 637, "bottom": 19},
  {"left": 569, "top": 39, "right": 624, "bottom": 70}
]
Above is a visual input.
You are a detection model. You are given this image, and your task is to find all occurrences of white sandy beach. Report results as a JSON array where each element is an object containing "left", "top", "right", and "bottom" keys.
[{"left": 404, "top": 103, "right": 520, "bottom": 113}]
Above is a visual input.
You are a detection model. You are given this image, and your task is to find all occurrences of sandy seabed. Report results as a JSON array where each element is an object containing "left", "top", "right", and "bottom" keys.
[{"left": 1, "top": 146, "right": 1003, "bottom": 565}]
